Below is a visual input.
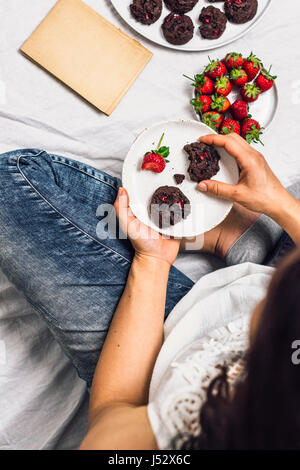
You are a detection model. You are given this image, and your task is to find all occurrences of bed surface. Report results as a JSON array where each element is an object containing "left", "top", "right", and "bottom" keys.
[{"left": 0, "top": 0, "right": 299, "bottom": 449}]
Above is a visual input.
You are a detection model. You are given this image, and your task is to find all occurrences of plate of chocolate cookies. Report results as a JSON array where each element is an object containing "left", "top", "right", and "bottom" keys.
[
  {"left": 110, "top": 0, "right": 272, "bottom": 51},
  {"left": 122, "top": 120, "right": 239, "bottom": 237}
]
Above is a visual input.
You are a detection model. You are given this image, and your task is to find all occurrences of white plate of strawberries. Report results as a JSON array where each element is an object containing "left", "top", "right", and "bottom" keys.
[{"left": 185, "top": 51, "right": 278, "bottom": 145}]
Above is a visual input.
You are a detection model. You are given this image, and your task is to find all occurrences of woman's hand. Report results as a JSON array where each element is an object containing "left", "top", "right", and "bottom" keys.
[
  {"left": 114, "top": 188, "right": 180, "bottom": 266},
  {"left": 197, "top": 133, "right": 287, "bottom": 219}
]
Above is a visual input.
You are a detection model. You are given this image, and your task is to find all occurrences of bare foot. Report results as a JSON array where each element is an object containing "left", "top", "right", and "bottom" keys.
[
  {"left": 180, "top": 204, "right": 260, "bottom": 258},
  {"left": 204, "top": 203, "right": 260, "bottom": 258}
]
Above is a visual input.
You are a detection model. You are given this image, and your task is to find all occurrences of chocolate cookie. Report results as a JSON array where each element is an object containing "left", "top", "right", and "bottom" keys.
[
  {"left": 174, "top": 174, "right": 185, "bottom": 184},
  {"left": 150, "top": 186, "right": 191, "bottom": 228},
  {"left": 164, "top": 0, "right": 199, "bottom": 14},
  {"left": 130, "top": 0, "right": 162, "bottom": 25},
  {"left": 199, "top": 6, "right": 227, "bottom": 39},
  {"left": 184, "top": 142, "right": 220, "bottom": 183},
  {"left": 224, "top": 0, "right": 258, "bottom": 24},
  {"left": 162, "top": 13, "right": 194, "bottom": 45}
]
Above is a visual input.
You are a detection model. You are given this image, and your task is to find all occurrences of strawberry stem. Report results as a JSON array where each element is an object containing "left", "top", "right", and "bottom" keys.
[
  {"left": 257, "top": 136, "right": 264, "bottom": 146},
  {"left": 183, "top": 74, "right": 194, "bottom": 82},
  {"left": 156, "top": 133, "right": 165, "bottom": 151}
]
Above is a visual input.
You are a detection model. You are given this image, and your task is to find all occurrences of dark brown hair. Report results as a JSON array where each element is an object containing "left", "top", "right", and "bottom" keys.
[{"left": 180, "top": 248, "right": 300, "bottom": 450}]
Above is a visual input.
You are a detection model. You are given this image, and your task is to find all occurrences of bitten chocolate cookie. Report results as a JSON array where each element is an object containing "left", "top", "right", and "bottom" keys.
[
  {"left": 199, "top": 6, "right": 227, "bottom": 39},
  {"left": 184, "top": 142, "right": 220, "bottom": 183},
  {"left": 130, "top": 0, "right": 162, "bottom": 25},
  {"left": 224, "top": 0, "right": 258, "bottom": 24},
  {"left": 162, "top": 13, "right": 194, "bottom": 45},
  {"left": 164, "top": 0, "right": 198, "bottom": 14},
  {"left": 150, "top": 186, "right": 191, "bottom": 228}
]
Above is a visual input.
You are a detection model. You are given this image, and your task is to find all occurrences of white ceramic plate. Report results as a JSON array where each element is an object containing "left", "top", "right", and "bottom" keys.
[
  {"left": 193, "top": 82, "right": 278, "bottom": 130},
  {"left": 122, "top": 120, "right": 239, "bottom": 238},
  {"left": 110, "top": 0, "right": 272, "bottom": 52}
]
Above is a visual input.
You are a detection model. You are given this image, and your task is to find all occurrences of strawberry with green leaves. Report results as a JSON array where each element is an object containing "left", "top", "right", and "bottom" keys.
[
  {"left": 241, "top": 118, "right": 264, "bottom": 145},
  {"left": 211, "top": 94, "right": 231, "bottom": 113},
  {"left": 214, "top": 75, "right": 232, "bottom": 97},
  {"left": 141, "top": 133, "right": 170, "bottom": 173},
  {"left": 255, "top": 66, "right": 277, "bottom": 92},
  {"left": 224, "top": 52, "right": 243, "bottom": 70},
  {"left": 243, "top": 52, "right": 262, "bottom": 82},
  {"left": 183, "top": 73, "right": 214, "bottom": 95},
  {"left": 221, "top": 119, "right": 241, "bottom": 136},
  {"left": 201, "top": 111, "right": 224, "bottom": 131},
  {"left": 229, "top": 67, "right": 248, "bottom": 87},
  {"left": 190, "top": 95, "right": 212, "bottom": 113},
  {"left": 231, "top": 99, "right": 249, "bottom": 120},
  {"left": 241, "top": 83, "right": 261, "bottom": 102},
  {"left": 205, "top": 57, "right": 227, "bottom": 79}
]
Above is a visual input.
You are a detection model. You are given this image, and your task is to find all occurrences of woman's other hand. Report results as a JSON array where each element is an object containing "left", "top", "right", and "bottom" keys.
[
  {"left": 114, "top": 188, "right": 180, "bottom": 266},
  {"left": 197, "top": 133, "right": 287, "bottom": 219}
]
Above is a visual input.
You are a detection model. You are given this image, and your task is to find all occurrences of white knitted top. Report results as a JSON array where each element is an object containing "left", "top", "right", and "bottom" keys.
[{"left": 147, "top": 263, "right": 273, "bottom": 450}]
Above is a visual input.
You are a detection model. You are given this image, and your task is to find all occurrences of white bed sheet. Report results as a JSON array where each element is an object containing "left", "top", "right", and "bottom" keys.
[{"left": 0, "top": 0, "right": 299, "bottom": 449}]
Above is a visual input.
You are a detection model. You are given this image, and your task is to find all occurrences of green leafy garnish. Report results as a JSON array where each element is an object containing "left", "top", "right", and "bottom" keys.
[{"left": 144, "top": 133, "right": 170, "bottom": 160}]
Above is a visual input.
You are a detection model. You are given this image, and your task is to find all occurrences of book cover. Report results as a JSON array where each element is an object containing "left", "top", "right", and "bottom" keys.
[{"left": 21, "top": 0, "right": 153, "bottom": 115}]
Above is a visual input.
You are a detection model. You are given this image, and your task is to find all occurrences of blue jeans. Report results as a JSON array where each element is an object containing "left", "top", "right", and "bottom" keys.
[
  {"left": 0, "top": 149, "right": 296, "bottom": 388},
  {"left": 0, "top": 149, "right": 194, "bottom": 387}
]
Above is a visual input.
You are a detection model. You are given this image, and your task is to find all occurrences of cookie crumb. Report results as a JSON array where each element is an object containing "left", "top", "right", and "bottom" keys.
[{"left": 174, "top": 174, "right": 185, "bottom": 184}]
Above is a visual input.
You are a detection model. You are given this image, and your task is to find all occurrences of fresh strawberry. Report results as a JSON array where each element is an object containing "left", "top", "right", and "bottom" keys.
[
  {"left": 214, "top": 76, "right": 232, "bottom": 97},
  {"left": 221, "top": 119, "right": 241, "bottom": 136},
  {"left": 205, "top": 57, "right": 227, "bottom": 79},
  {"left": 241, "top": 83, "right": 261, "bottom": 102},
  {"left": 190, "top": 94, "right": 212, "bottom": 113},
  {"left": 183, "top": 73, "right": 214, "bottom": 95},
  {"left": 229, "top": 67, "right": 248, "bottom": 87},
  {"left": 243, "top": 52, "right": 262, "bottom": 82},
  {"left": 241, "top": 118, "right": 264, "bottom": 145},
  {"left": 255, "top": 66, "right": 277, "bottom": 92},
  {"left": 141, "top": 154, "right": 166, "bottom": 173},
  {"left": 141, "top": 133, "right": 170, "bottom": 173},
  {"left": 231, "top": 99, "right": 249, "bottom": 120},
  {"left": 201, "top": 111, "right": 224, "bottom": 131},
  {"left": 211, "top": 94, "right": 231, "bottom": 113},
  {"left": 224, "top": 52, "right": 243, "bottom": 70}
]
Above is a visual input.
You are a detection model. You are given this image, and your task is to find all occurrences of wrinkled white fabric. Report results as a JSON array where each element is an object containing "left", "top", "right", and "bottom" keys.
[{"left": 0, "top": 0, "right": 299, "bottom": 450}]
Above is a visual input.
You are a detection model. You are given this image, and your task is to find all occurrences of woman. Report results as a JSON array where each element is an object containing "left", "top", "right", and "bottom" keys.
[{"left": 0, "top": 133, "right": 299, "bottom": 449}]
